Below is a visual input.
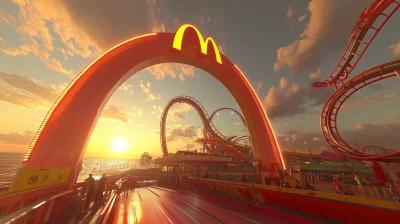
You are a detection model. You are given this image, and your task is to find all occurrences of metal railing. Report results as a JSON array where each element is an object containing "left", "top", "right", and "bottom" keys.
[{"left": 0, "top": 177, "right": 121, "bottom": 223}]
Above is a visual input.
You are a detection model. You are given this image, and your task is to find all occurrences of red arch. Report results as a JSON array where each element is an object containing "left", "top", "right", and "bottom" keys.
[{"left": 20, "top": 25, "right": 285, "bottom": 188}]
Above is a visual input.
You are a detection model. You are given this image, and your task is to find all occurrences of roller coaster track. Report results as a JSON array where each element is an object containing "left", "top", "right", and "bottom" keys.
[
  {"left": 312, "top": 0, "right": 399, "bottom": 88},
  {"left": 208, "top": 108, "right": 251, "bottom": 146},
  {"left": 321, "top": 61, "right": 400, "bottom": 161},
  {"left": 363, "top": 145, "right": 395, "bottom": 155},
  {"left": 232, "top": 136, "right": 252, "bottom": 147},
  {"left": 160, "top": 96, "right": 251, "bottom": 156},
  {"left": 315, "top": 0, "right": 400, "bottom": 161}
]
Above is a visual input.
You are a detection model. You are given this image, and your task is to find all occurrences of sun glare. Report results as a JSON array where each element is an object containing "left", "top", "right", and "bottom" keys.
[{"left": 112, "top": 138, "right": 128, "bottom": 153}]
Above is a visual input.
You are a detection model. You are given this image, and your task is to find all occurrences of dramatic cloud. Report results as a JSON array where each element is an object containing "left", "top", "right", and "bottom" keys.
[
  {"left": 344, "top": 120, "right": 400, "bottom": 150},
  {"left": 286, "top": 1, "right": 295, "bottom": 20},
  {"left": 389, "top": 41, "right": 400, "bottom": 56},
  {"left": 169, "top": 103, "right": 192, "bottom": 120},
  {"left": 341, "top": 93, "right": 397, "bottom": 109},
  {"left": 0, "top": 11, "right": 74, "bottom": 76},
  {"left": 100, "top": 106, "right": 129, "bottom": 123},
  {"left": 263, "top": 77, "right": 333, "bottom": 119},
  {"left": 308, "top": 68, "right": 322, "bottom": 81},
  {"left": 139, "top": 80, "right": 160, "bottom": 101},
  {"left": 277, "top": 125, "right": 328, "bottom": 153},
  {"left": 147, "top": 64, "right": 196, "bottom": 81},
  {"left": 166, "top": 125, "right": 200, "bottom": 142},
  {"left": 0, "top": 72, "right": 132, "bottom": 124},
  {"left": 0, "top": 131, "right": 34, "bottom": 145},
  {"left": 263, "top": 78, "right": 306, "bottom": 119},
  {"left": 150, "top": 104, "right": 164, "bottom": 116},
  {"left": 298, "top": 13, "right": 307, "bottom": 22},
  {"left": 118, "top": 83, "right": 133, "bottom": 96},
  {"left": 129, "top": 106, "right": 143, "bottom": 117},
  {"left": 278, "top": 119, "right": 400, "bottom": 153},
  {"left": 2, "top": 0, "right": 197, "bottom": 80},
  {"left": 255, "top": 81, "right": 263, "bottom": 92},
  {"left": 274, "top": 0, "right": 369, "bottom": 75},
  {"left": 0, "top": 71, "right": 60, "bottom": 109},
  {"left": 0, "top": 8, "right": 16, "bottom": 27}
]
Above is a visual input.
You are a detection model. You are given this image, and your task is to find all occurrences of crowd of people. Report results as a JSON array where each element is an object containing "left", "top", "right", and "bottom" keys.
[
  {"left": 154, "top": 168, "right": 400, "bottom": 202},
  {"left": 81, "top": 167, "right": 400, "bottom": 211},
  {"left": 280, "top": 170, "right": 400, "bottom": 201}
]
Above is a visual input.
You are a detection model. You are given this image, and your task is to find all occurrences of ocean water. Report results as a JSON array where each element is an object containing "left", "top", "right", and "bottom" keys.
[{"left": 0, "top": 152, "right": 139, "bottom": 189}]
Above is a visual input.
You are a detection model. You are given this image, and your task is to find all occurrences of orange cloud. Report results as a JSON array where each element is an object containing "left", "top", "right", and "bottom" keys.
[
  {"left": 275, "top": 0, "right": 369, "bottom": 74},
  {"left": 147, "top": 64, "right": 196, "bottom": 81},
  {"left": 263, "top": 77, "right": 307, "bottom": 119},
  {"left": 0, "top": 8, "right": 16, "bottom": 28},
  {"left": 309, "top": 68, "right": 322, "bottom": 80},
  {"left": 255, "top": 81, "right": 263, "bottom": 92},
  {"left": 129, "top": 105, "right": 143, "bottom": 117},
  {"left": 166, "top": 125, "right": 201, "bottom": 143},
  {"left": 298, "top": 13, "right": 307, "bottom": 22},
  {"left": 278, "top": 119, "right": 400, "bottom": 153},
  {"left": 341, "top": 93, "right": 397, "bottom": 109},
  {"left": 139, "top": 80, "right": 160, "bottom": 101},
  {"left": 168, "top": 103, "right": 192, "bottom": 120},
  {"left": 118, "top": 83, "right": 134, "bottom": 96},
  {"left": 0, "top": 38, "right": 73, "bottom": 76},
  {"left": 2, "top": 0, "right": 177, "bottom": 77},
  {"left": 100, "top": 106, "right": 129, "bottom": 123},
  {"left": 0, "top": 131, "right": 34, "bottom": 145},
  {"left": 3, "top": 0, "right": 201, "bottom": 81},
  {"left": 286, "top": 1, "right": 295, "bottom": 20},
  {"left": 263, "top": 77, "right": 333, "bottom": 119},
  {"left": 389, "top": 41, "right": 400, "bottom": 56},
  {"left": 0, "top": 71, "right": 60, "bottom": 109}
]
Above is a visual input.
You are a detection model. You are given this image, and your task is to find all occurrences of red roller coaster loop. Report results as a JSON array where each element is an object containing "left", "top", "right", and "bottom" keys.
[
  {"left": 312, "top": 0, "right": 399, "bottom": 88},
  {"left": 208, "top": 107, "right": 251, "bottom": 147},
  {"left": 321, "top": 61, "right": 400, "bottom": 161},
  {"left": 160, "top": 96, "right": 251, "bottom": 156},
  {"left": 208, "top": 108, "right": 247, "bottom": 127},
  {"left": 315, "top": 0, "right": 400, "bottom": 162}
]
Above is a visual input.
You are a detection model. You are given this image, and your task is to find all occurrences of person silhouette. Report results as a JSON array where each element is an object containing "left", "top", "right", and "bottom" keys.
[
  {"left": 95, "top": 174, "right": 107, "bottom": 204},
  {"left": 84, "top": 173, "right": 95, "bottom": 212}
]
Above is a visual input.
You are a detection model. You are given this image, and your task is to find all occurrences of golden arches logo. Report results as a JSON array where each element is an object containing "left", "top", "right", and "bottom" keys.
[{"left": 173, "top": 24, "right": 223, "bottom": 64}]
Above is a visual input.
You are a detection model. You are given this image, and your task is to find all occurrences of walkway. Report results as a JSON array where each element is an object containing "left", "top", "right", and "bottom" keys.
[{"left": 111, "top": 186, "right": 337, "bottom": 224}]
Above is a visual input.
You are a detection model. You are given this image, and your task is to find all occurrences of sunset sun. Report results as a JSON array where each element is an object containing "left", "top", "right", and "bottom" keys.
[{"left": 112, "top": 138, "right": 128, "bottom": 153}]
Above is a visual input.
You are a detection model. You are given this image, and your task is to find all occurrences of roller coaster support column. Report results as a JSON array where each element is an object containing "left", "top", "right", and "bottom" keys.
[{"left": 371, "top": 161, "right": 388, "bottom": 183}]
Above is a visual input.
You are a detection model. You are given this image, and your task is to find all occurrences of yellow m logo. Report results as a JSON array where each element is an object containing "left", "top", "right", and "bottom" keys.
[{"left": 173, "top": 24, "right": 222, "bottom": 64}]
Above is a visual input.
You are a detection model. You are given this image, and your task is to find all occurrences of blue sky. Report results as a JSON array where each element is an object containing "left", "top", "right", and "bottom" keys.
[{"left": 0, "top": 0, "right": 399, "bottom": 158}]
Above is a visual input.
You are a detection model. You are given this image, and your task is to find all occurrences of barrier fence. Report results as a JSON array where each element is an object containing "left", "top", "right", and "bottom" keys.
[{"left": 186, "top": 177, "right": 400, "bottom": 224}]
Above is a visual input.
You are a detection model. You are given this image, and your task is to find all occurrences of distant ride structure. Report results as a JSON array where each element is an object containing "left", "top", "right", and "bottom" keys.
[
  {"left": 312, "top": 1, "right": 400, "bottom": 169},
  {"left": 139, "top": 152, "right": 153, "bottom": 168},
  {"left": 160, "top": 96, "right": 252, "bottom": 157}
]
